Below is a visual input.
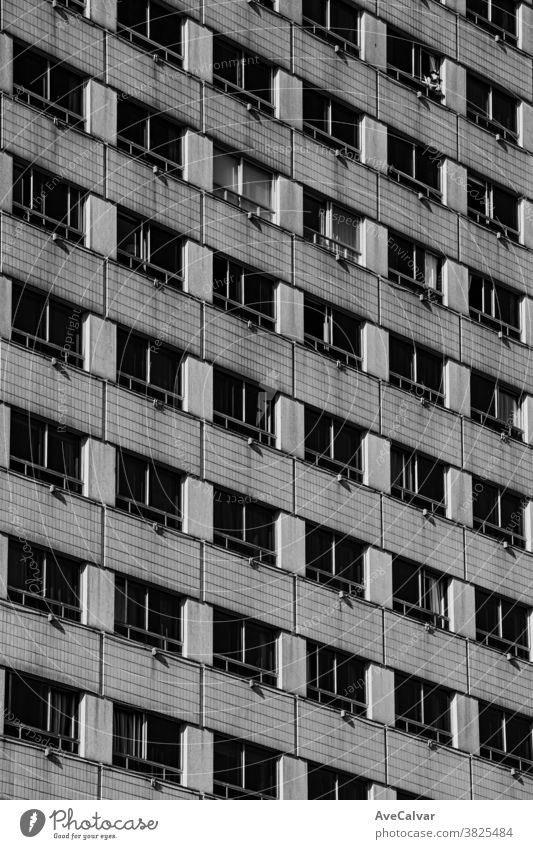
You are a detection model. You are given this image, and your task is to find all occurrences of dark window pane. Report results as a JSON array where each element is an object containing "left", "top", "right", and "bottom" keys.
[
  {"left": 476, "top": 589, "right": 499, "bottom": 637},
  {"left": 330, "top": 2, "right": 358, "bottom": 43},
  {"left": 146, "top": 713, "right": 180, "bottom": 768},
  {"left": 395, "top": 675, "right": 421, "bottom": 723},
  {"left": 214, "top": 610, "right": 242, "bottom": 657},
  {"left": 117, "top": 101, "right": 146, "bottom": 147},
  {"left": 118, "top": 329, "right": 147, "bottom": 381},
  {"left": 214, "top": 492, "right": 243, "bottom": 538},
  {"left": 49, "top": 66, "right": 83, "bottom": 115},
  {"left": 47, "top": 555, "right": 80, "bottom": 608},
  {"left": 506, "top": 715, "right": 531, "bottom": 760},
  {"left": 246, "top": 503, "right": 274, "bottom": 552},
  {"left": 389, "top": 337, "right": 413, "bottom": 380},
  {"left": 12, "top": 286, "right": 45, "bottom": 338},
  {"left": 213, "top": 40, "right": 240, "bottom": 86},
  {"left": 473, "top": 480, "right": 499, "bottom": 526},
  {"left": 308, "top": 766, "right": 336, "bottom": 800},
  {"left": 417, "top": 350, "right": 442, "bottom": 392},
  {"left": 331, "top": 310, "right": 360, "bottom": 356},
  {"left": 9, "top": 675, "right": 48, "bottom": 731},
  {"left": 149, "top": 225, "right": 181, "bottom": 273},
  {"left": 14, "top": 46, "right": 47, "bottom": 98},
  {"left": 149, "top": 346, "right": 180, "bottom": 395},
  {"left": 388, "top": 234, "right": 415, "bottom": 279},
  {"left": 333, "top": 421, "right": 360, "bottom": 467},
  {"left": 214, "top": 372, "right": 243, "bottom": 420},
  {"left": 389, "top": 135, "right": 413, "bottom": 176},
  {"left": 125, "top": 579, "right": 146, "bottom": 629},
  {"left": 149, "top": 464, "right": 180, "bottom": 515},
  {"left": 148, "top": 587, "right": 180, "bottom": 642},
  {"left": 214, "top": 738, "right": 242, "bottom": 787},
  {"left": 243, "top": 273, "right": 274, "bottom": 317},
  {"left": 500, "top": 492, "right": 522, "bottom": 535},
  {"left": 305, "top": 408, "right": 331, "bottom": 456},
  {"left": 330, "top": 101, "right": 358, "bottom": 148},
  {"left": 245, "top": 621, "right": 275, "bottom": 672},
  {"left": 244, "top": 60, "right": 271, "bottom": 101},
  {"left": 479, "top": 704, "right": 503, "bottom": 749},
  {"left": 495, "top": 286, "right": 519, "bottom": 329},
  {"left": 335, "top": 537, "right": 364, "bottom": 584},
  {"left": 48, "top": 302, "right": 81, "bottom": 353},
  {"left": 244, "top": 744, "right": 276, "bottom": 794},
  {"left": 117, "top": 0, "right": 146, "bottom": 31},
  {"left": 117, "top": 214, "right": 142, "bottom": 258},
  {"left": 424, "top": 686, "right": 449, "bottom": 730},
  {"left": 149, "top": 2, "right": 182, "bottom": 54},
  {"left": 306, "top": 526, "right": 333, "bottom": 573},
  {"left": 303, "top": 89, "right": 327, "bottom": 133},
  {"left": 393, "top": 560, "right": 420, "bottom": 606},
  {"left": 417, "top": 455, "right": 444, "bottom": 503},
  {"left": 304, "top": 194, "right": 324, "bottom": 235},
  {"left": 303, "top": 0, "right": 325, "bottom": 26},
  {"left": 150, "top": 116, "right": 181, "bottom": 163},
  {"left": 467, "top": 75, "right": 488, "bottom": 114},
  {"left": 471, "top": 374, "right": 496, "bottom": 416},
  {"left": 8, "top": 541, "right": 45, "bottom": 595},
  {"left": 501, "top": 599, "right": 528, "bottom": 648},
  {"left": 492, "top": 89, "right": 516, "bottom": 132},
  {"left": 492, "top": 186, "right": 517, "bottom": 231},
  {"left": 47, "top": 429, "right": 80, "bottom": 479},
  {"left": 388, "top": 31, "right": 412, "bottom": 74},
  {"left": 10, "top": 411, "right": 43, "bottom": 465},
  {"left": 118, "top": 453, "right": 146, "bottom": 502}
]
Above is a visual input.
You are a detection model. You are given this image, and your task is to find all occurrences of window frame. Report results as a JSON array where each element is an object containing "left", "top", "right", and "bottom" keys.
[
  {"left": 389, "top": 335, "right": 444, "bottom": 406},
  {"left": 302, "top": 0, "right": 359, "bottom": 56},
  {"left": 387, "top": 129, "right": 442, "bottom": 200},
  {"left": 213, "top": 734, "right": 279, "bottom": 799},
  {"left": 302, "top": 85, "right": 360, "bottom": 157},
  {"left": 13, "top": 160, "right": 85, "bottom": 243},
  {"left": 466, "top": 72, "right": 518, "bottom": 143},
  {"left": 387, "top": 231, "right": 442, "bottom": 296},
  {"left": 305, "top": 522, "right": 365, "bottom": 595},
  {"left": 391, "top": 445, "right": 446, "bottom": 516},
  {"left": 213, "top": 368, "right": 276, "bottom": 447},
  {"left": 468, "top": 272, "right": 521, "bottom": 339},
  {"left": 470, "top": 371, "right": 522, "bottom": 440},
  {"left": 212, "top": 148, "right": 274, "bottom": 221},
  {"left": 13, "top": 41, "right": 85, "bottom": 128},
  {"left": 116, "top": 210, "right": 183, "bottom": 287},
  {"left": 112, "top": 704, "right": 182, "bottom": 784},
  {"left": 9, "top": 409, "right": 82, "bottom": 494},
  {"left": 467, "top": 171, "right": 519, "bottom": 240},
  {"left": 116, "top": 100, "right": 183, "bottom": 175},
  {"left": 7, "top": 538, "right": 81, "bottom": 622},
  {"left": 465, "top": 0, "right": 517, "bottom": 45},
  {"left": 212, "top": 37, "right": 273, "bottom": 114},
  {"left": 212, "top": 256, "right": 276, "bottom": 330},
  {"left": 306, "top": 640, "right": 367, "bottom": 716},
  {"left": 116, "top": 449, "right": 183, "bottom": 530},
  {"left": 213, "top": 608, "right": 278, "bottom": 686},
  {"left": 303, "top": 295, "right": 362, "bottom": 369},
  {"left": 116, "top": 0, "right": 183, "bottom": 67},
  {"left": 5, "top": 672, "right": 79, "bottom": 753},
  {"left": 11, "top": 283, "right": 83, "bottom": 368},
  {"left": 479, "top": 702, "right": 533, "bottom": 773},
  {"left": 395, "top": 673, "right": 452, "bottom": 745},
  {"left": 393, "top": 557, "right": 449, "bottom": 631},
  {"left": 303, "top": 192, "right": 361, "bottom": 263},
  {"left": 386, "top": 28, "right": 443, "bottom": 100},
  {"left": 472, "top": 477, "right": 525, "bottom": 548},
  {"left": 213, "top": 488, "right": 276, "bottom": 566},
  {"left": 304, "top": 407, "right": 363, "bottom": 481},
  {"left": 475, "top": 588, "right": 530, "bottom": 660},
  {"left": 116, "top": 326, "right": 183, "bottom": 408},
  {"left": 114, "top": 575, "right": 183, "bottom": 654},
  {"left": 307, "top": 762, "right": 368, "bottom": 800}
]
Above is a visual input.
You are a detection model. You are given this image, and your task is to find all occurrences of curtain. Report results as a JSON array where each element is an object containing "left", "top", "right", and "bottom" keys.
[
  {"left": 498, "top": 388, "right": 517, "bottom": 430},
  {"left": 47, "top": 430, "right": 80, "bottom": 480},
  {"left": 424, "top": 252, "right": 440, "bottom": 290},
  {"left": 242, "top": 163, "right": 271, "bottom": 210},
  {"left": 424, "top": 572, "right": 445, "bottom": 616},
  {"left": 331, "top": 205, "right": 359, "bottom": 252},
  {"left": 49, "top": 689, "right": 76, "bottom": 741},
  {"left": 113, "top": 708, "right": 142, "bottom": 758},
  {"left": 47, "top": 555, "right": 79, "bottom": 607}
]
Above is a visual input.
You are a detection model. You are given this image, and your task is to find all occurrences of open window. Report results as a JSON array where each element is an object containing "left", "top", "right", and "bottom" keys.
[
  {"left": 475, "top": 589, "right": 529, "bottom": 659},
  {"left": 10, "top": 409, "right": 82, "bottom": 494},
  {"left": 213, "top": 609, "right": 277, "bottom": 686},
  {"left": 213, "top": 489, "right": 276, "bottom": 565},
  {"left": 391, "top": 446, "right": 446, "bottom": 516},
  {"left": 212, "top": 256, "right": 275, "bottom": 330},
  {"left": 303, "top": 85, "right": 360, "bottom": 156},
  {"left": 305, "top": 523, "right": 365, "bottom": 595},
  {"left": 115, "top": 576, "right": 182, "bottom": 654},
  {"left": 302, "top": 0, "right": 359, "bottom": 55},
  {"left": 13, "top": 42, "right": 85, "bottom": 128},
  {"left": 472, "top": 478, "right": 525, "bottom": 548},
  {"left": 117, "top": 210, "right": 183, "bottom": 286},
  {"left": 387, "top": 130, "right": 442, "bottom": 199},
  {"left": 116, "top": 450, "right": 182, "bottom": 530},
  {"left": 213, "top": 735, "right": 278, "bottom": 799},
  {"left": 304, "top": 295, "right": 361, "bottom": 368},
  {"left": 13, "top": 160, "right": 85, "bottom": 243},
  {"left": 389, "top": 336, "right": 444, "bottom": 406},
  {"left": 395, "top": 673, "right": 451, "bottom": 745},
  {"left": 117, "top": 0, "right": 183, "bottom": 66},
  {"left": 5, "top": 672, "right": 79, "bottom": 753},
  {"left": 8, "top": 539, "right": 81, "bottom": 622},
  {"left": 303, "top": 192, "right": 360, "bottom": 262},
  {"left": 387, "top": 231, "right": 441, "bottom": 296},
  {"left": 471, "top": 371, "right": 522, "bottom": 440},
  {"left": 387, "top": 28, "right": 442, "bottom": 99},
  {"left": 213, "top": 149, "right": 273, "bottom": 221},
  {"left": 212, "top": 37, "right": 273, "bottom": 114},
  {"left": 469, "top": 273, "right": 520, "bottom": 339},
  {"left": 213, "top": 369, "right": 275, "bottom": 446},
  {"left": 466, "top": 73, "right": 518, "bottom": 142},
  {"left": 113, "top": 705, "right": 181, "bottom": 783},
  {"left": 467, "top": 171, "right": 519, "bottom": 240},
  {"left": 393, "top": 558, "right": 449, "bottom": 630},
  {"left": 307, "top": 641, "right": 367, "bottom": 716},
  {"left": 305, "top": 407, "right": 363, "bottom": 481}
]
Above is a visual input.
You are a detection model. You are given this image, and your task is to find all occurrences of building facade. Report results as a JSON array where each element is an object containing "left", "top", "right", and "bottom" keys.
[{"left": 0, "top": 0, "right": 533, "bottom": 800}]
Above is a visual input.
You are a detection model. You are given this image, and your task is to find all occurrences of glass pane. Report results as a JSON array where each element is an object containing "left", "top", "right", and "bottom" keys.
[
  {"left": 330, "top": 2, "right": 358, "bottom": 43},
  {"left": 117, "top": 452, "right": 146, "bottom": 502},
  {"left": 149, "top": 464, "right": 180, "bottom": 515},
  {"left": 330, "top": 101, "right": 358, "bottom": 148},
  {"left": 213, "top": 151, "right": 239, "bottom": 193},
  {"left": 44, "top": 181, "right": 70, "bottom": 224},
  {"left": 333, "top": 421, "right": 360, "bottom": 468},
  {"left": 245, "top": 744, "right": 276, "bottom": 795},
  {"left": 505, "top": 715, "right": 531, "bottom": 760},
  {"left": 244, "top": 383, "right": 267, "bottom": 429},
  {"left": 338, "top": 775, "right": 367, "bottom": 800},
  {"left": 423, "top": 686, "right": 449, "bottom": 731},
  {"left": 388, "top": 234, "right": 415, "bottom": 279},
  {"left": 331, "top": 309, "right": 360, "bottom": 356},
  {"left": 214, "top": 372, "right": 243, "bottom": 420},
  {"left": 305, "top": 408, "right": 331, "bottom": 456},
  {"left": 115, "top": 575, "right": 127, "bottom": 623},
  {"left": 416, "top": 147, "right": 440, "bottom": 190},
  {"left": 244, "top": 60, "right": 271, "bottom": 101},
  {"left": 125, "top": 579, "right": 146, "bottom": 629},
  {"left": 388, "top": 134, "right": 413, "bottom": 176},
  {"left": 149, "top": 225, "right": 181, "bottom": 273},
  {"left": 149, "top": 2, "right": 182, "bottom": 54},
  {"left": 303, "top": 193, "right": 325, "bottom": 235},
  {"left": 492, "top": 0, "right": 516, "bottom": 35},
  {"left": 10, "top": 411, "right": 43, "bottom": 464},
  {"left": 335, "top": 655, "right": 365, "bottom": 699},
  {"left": 9, "top": 675, "right": 48, "bottom": 731},
  {"left": 214, "top": 491, "right": 243, "bottom": 538},
  {"left": 13, "top": 46, "right": 48, "bottom": 98},
  {"left": 501, "top": 599, "right": 528, "bottom": 647},
  {"left": 214, "top": 737, "right": 242, "bottom": 787},
  {"left": 492, "top": 186, "right": 517, "bottom": 231},
  {"left": 467, "top": 175, "right": 486, "bottom": 217},
  {"left": 331, "top": 206, "right": 358, "bottom": 250},
  {"left": 245, "top": 621, "right": 275, "bottom": 672},
  {"left": 473, "top": 480, "right": 499, "bottom": 525},
  {"left": 479, "top": 704, "right": 503, "bottom": 749},
  {"left": 417, "top": 455, "right": 444, "bottom": 504},
  {"left": 50, "top": 66, "right": 83, "bottom": 115},
  {"left": 416, "top": 349, "right": 442, "bottom": 392},
  {"left": 49, "top": 688, "right": 76, "bottom": 739},
  {"left": 495, "top": 285, "right": 519, "bottom": 329},
  {"left": 8, "top": 541, "right": 45, "bottom": 595},
  {"left": 47, "top": 429, "right": 80, "bottom": 479},
  {"left": 117, "top": 329, "right": 147, "bottom": 381},
  {"left": 117, "top": 101, "right": 146, "bottom": 147},
  {"left": 389, "top": 337, "right": 413, "bottom": 380},
  {"left": 113, "top": 707, "right": 143, "bottom": 758},
  {"left": 471, "top": 374, "right": 496, "bottom": 416},
  {"left": 244, "top": 273, "right": 274, "bottom": 317},
  {"left": 245, "top": 503, "right": 273, "bottom": 552},
  {"left": 47, "top": 555, "right": 80, "bottom": 608},
  {"left": 308, "top": 766, "right": 336, "bottom": 800},
  {"left": 469, "top": 274, "right": 484, "bottom": 312},
  {"left": 306, "top": 525, "right": 333, "bottom": 573},
  {"left": 303, "top": 0, "right": 325, "bottom": 25},
  {"left": 393, "top": 560, "right": 420, "bottom": 606},
  {"left": 500, "top": 492, "right": 522, "bottom": 536},
  {"left": 212, "top": 39, "right": 240, "bottom": 86},
  {"left": 149, "top": 345, "right": 180, "bottom": 394},
  {"left": 475, "top": 589, "right": 499, "bottom": 637},
  {"left": 388, "top": 31, "right": 412, "bottom": 74},
  {"left": 213, "top": 610, "right": 242, "bottom": 658},
  {"left": 497, "top": 388, "right": 517, "bottom": 429},
  {"left": 316, "top": 646, "right": 335, "bottom": 692},
  {"left": 242, "top": 162, "right": 271, "bottom": 209},
  {"left": 492, "top": 88, "right": 516, "bottom": 132},
  {"left": 146, "top": 713, "right": 180, "bottom": 768},
  {"left": 390, "top": 448, "right": 406, "bottom": 489},
  {"left": 304, "top": 299, "right": 326, "bottom": 341},
  {"left": 303, "top": 88, "right": 327, "bottom": 132},
  {"left": 335, "top": 537, "right": 364, "bottom": 584},
  {"left": 395, "top": 675, "right": 421, "bottom": 722},
  {"left": 117, "top": 0, "right": 147, "bottom": 31},
  {"left": 12, "top": 285, "right": 45, "bottom": 337},
  {"left": 467, "top": 75, "right": 489, "bottom": 114},
  {"left": 117, "top": 213, "right": 142, "bottom": 258},
  {"left": 48, "top": 302, "right": 81, "bottom": 353},
  {"left": 150, "top": 116, "right": 181, "bottom": 163}
]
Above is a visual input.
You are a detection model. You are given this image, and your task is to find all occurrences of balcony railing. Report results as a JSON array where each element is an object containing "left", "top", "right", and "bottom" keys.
[
  {"left": 303, "top": 227, "right": 361, "bottom": 263},
  {"left": 115, "top": 622, "right": 182, "bottom": 655},
  {"left": 116, "top": 249, "right": 183, "bottom": 288},
  {"left": 396, "top": 715, "right": 452, "bottom": 745},
  {"left": 473, "top": 516, "right": 525, "bottom": 549},
  {"left": 387, "top": 166, "right": 442, "bottom": 201},
  {"left": 302, "top": 17, "right": 359, "bottom": 56},
  {"left": 10, "top": 457, "right": 82, "bottom": 494},
  {"left": 393, "top": 598, "right": 449, "bottom": 631},
  {"left": 307, "top": 685, "right": 366, "bottom": 717},
  {"left": 212, "top": 292, "right": 275, "bottom": 330},
  {"left": 465, "top": 11, "right": 517, "bottom": 45},
  {"left": 387, "top": 65, "right": 443, "bottom": 101},
  {"left": 302, "top": 122, "right": 360, "bottom": 159},
  {"left": 303, "top": 334, "right": 361, "bottom": 369},
  {"left": 305, "top": 448, "right": 363, "bottom": 482},
  {"left": 213, "top": 411, "right": 275, "bottom": 447},
  {"left": 466, "top": 107, "right": 518, "bottom": 143},
  {"left": 116, "top": 24, "right": 183, "bottom": 67},
  {"left": 113, "top": 753, "right": 182, "bottom": 785},
  {"left": 213, "top": 186, "right": 273, "bottom": 222},
  {"left": 468, "top": 307, "right": 520, "bottom": 341},
  {"left": 213, "top": 654, "right": 277, "bottom": 687},
  {"left": 116, "top": 135, "right": 183, "bottom": 176},
  {"left": 212, "top": 75, "right": 273, "bottom": 115},
  {"left": 8, "top": 587, "right": 81, "bottom": 623},
  {"left": 467, "top": 208, "right": 519, "bottom": 241},
  {"left": 305, "top": 565, "right": 365, "bottom": 597},
  {"left": 115, "top": 495, "right": 182, "bottom": 530},
  {"left": 213, "top": 780, "right": 275, "bottom": 800},
  {"left": 5, "top": 720, "right": 79, "bottom": 753},
  {"left": 391, "top": 484, "right": 445, "bottom": 517},
  {"left": 13, "top": 203, "right": 84, "bottom": 244},
  {"left": 14, "top": 86, "right": 84, "bottom": 129},
  {"left": 11, "top": 329, "right": 83, "bottom": 368},
  {"left": 480, "top": 745, "right": 533, "bottom": 773},
  {"left": 470, "top": 406, "right": 522, "bottom": 441},
  {"left": 390, "top": 372, "right": 444, "bottom": 407},
  {"left": 117, "top": 372, "right": 183, "bottom": 409},
  {"left": 212, "top": 531, "right": 276, "bottom": 566},
  {"left": 476, "top": 629, "right": 529, "bottom": 660}
]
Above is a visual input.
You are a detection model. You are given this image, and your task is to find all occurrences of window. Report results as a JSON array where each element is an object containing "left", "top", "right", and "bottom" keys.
[
  {"left": 391, "top": 446, "right": 445, "bottom": 516},
  {"left": 212, "top": 256, "right": 275, "bottom": 330},
  {"left": 476, "top": 589, "right": 529, "bottom": 659},
  {"left": 389, "top": 336, "right": 444, "bottom": 406},
  {"left": 303, "top": 86, "right": 359, "bottom": 156},
  {"left": 395, "top": 673, "right": 451, "bottom": 744},
  {"left": 13, "top": 160, "right": 85, "bottom": 243},
  {"left": 469, "top": 273, "right": 520, "bottom": 339},
  {"left": 466, "top": 74, "right": 518, "bottom": 142},
  {"left": 393, "top": 558, "right": 449, "bottom": 630},
  {"left": 13, "top": 42, "right": 84, "bottom": 128},
  {"left": 116, "top": 450, "right": 182, "bottom": 530},
  {"left": 387, "top": 28, "right": 442, "bottom": 99},
  {"left": 471, "top": 372, "right": 522, "bottom": 439},
  {"left": 113, "top": 705, "right": 181, "bottom": 784},
  {"left": 117, "top": 327, "right": 183, "bottom": 408},
  {"left": 308, "top": 763, "right": 367, "bottom": 800},
  {"left": 387, "top": 130, "right": 441, "bottom": 199},
  {"left": 10, "top": 410, "right": 82, "bottom": 494},
  {"left": 304, "top": 296, "right": 361, "bottom": 368},
  {"left": 467, "top": 172, "right": 519, "bottom": 239},
  {"left": 307, "top": 641, "right": 367, "bottom": 715},
  {"left": 7, "top": 539, "right": 81, "bottom": 622},
  {"left": 396, "top": 790, "right": 432, "bottom": 800},
  {"left": 213, "top": 609, "right": 277, "bottom": 685},
  {"left": 302, "top": 0, "right": 359, "bottom": 55},
  {"left": 5, "top": 673, "right": 79, "bottom": 753},
  {"left": 115, "top": 576, "right": 182, "bottom": 654},
  {"left": 479, "top": 703, "right": 532, "bottom": 772},
  {"left": 117, "top": 0, "right": 183, "bottom": 66},
  {"left": 303, "top": 192, "right": 360, "bottom": 262},
  {"left": 117, "top": 211, "right": 183, "bottom": 286},
  {"left": 213, "top": 735, "right": 278, "bottom": 799},
  {"left": 213, "top": 369, "right": 275, "bottom": 446},
  {"left": 305, "top": 523, "right": 365, "bottom": 594},
  {"left": 212, "top": 37, "right": 272, "bottom": 113},
  {"left": 472, "top": 478, "right": 525, "bottom": 548},
  {"left": 117, "top": 101, "right": 182, "bottom": 173},
  {"left": 213, "top": 489, "right": 276, "bottom": 565},
  {"left": 466, "top": 0, "right": 517, "bottom": 44},
  {"left": 11, "top": 283, "right": 83, "bottom": 368},
  {"left": 213, "top": 149, "right": 273, "bottom": 221},
  {"left": 388, "top": 232, "right": 441, "bottom": 295},
  {"left": 53, "top": 0, "right": 85, "bottom": 9},
  {"left": 305, "top": 407, "right": 362, "bottom": 481}
]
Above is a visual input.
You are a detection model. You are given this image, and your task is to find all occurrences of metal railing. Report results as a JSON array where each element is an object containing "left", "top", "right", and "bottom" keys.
[
  {"left": 212, "top": 186, "right": 273, "bottom": 222},
  {"left": 387, "top": 65, "right": 443, "bottom": 100},
  {"left": 466, "top": 107, "right": 518, "bottom": 143},
  {"left": 480, "top": 746, "right": 533, "bottom": 773},
  {"left": 213, "top": 411, "right": 275, "bottom": 447},
  {"left": 465, "top": 11, "right": 517, "bottom": 45},
  {"left": 115, "top": 495, "right": 182, "bottom": 530},
  {"left": 393, "top": 598, "right": 449, "bottom": 631},
  {"left": 303, "top": 227, "right": 361, "bottom": 263},
  {"left": 213, "top": 780, "right": 275, "bottom": 800},
  {"left": 468, "top": 307, "right": 520, "bottom": 340},
  {"left": 396, "top": 715, "right": 452, "bottom": 745},
  {"left": 476, "top": 629, "right": 529, "bottom": 660},
  {"left": 212, "top": 531, "right": 276, "bottom": 566},
  {"left": 10, "top": 456, "right": 82, "bottom": 494},
  {"left": 11, "top": 329, "right": 83, "bottom": 368},
  {"left": 7, "top": 587, "right": 81, "bottom": 622},
  {"left": 307, "top": 686, "right": 367, "bottom": 717},
  {"left": 212, "top": 293, "right": 275, "bottom": 330},
  {"left": 212, "top": 74, "right": 274, "bottom": 115},
  {"left": 115, "top": 622, "right": 182, "bottom": 655},
  {"left": 473, "top": 516, "right": 525, "bottom": 549},
  {"left": 116, "top": 249, "right": 183, "bottom": 287},
  {"left": 387, "top": 165, "right": 442, "bottom": 201},
  {"left": 305, "top": 449, "right": 363, "bottom": 482},
  {"left": 391, "top": 484, "right": 445, "bottom": 517},
  {"left": 13, "top": 203, "right": 84, "bottom": 244},
  {"left": 389, "top": 372, "right": 444, "bottom": 406},
  {"left": 116, "top": 135, "right": 183, "bottom": 176},
  {"left": 5, "top": 721, "right": 79, "bottom": 753},
  {"left": 117, "top": 372, "right": 183, "bottom": 409},
  {"left": 113, "top": 753, "right": 182, "bottom": 785},
  {"left": 14, "top": 86, "right": 84, "bottom": 129},
  {"left": 301, "top": 17, "right": 359, "bottom": 56},
  {"left": 305, "top": 565, "right": 365, "bottom": 597},
  {"left": 303, "top": 334, "right": 362, "bottom": 369},
  {"left": 116, "top": 24, "right": 183, "bottom": 67},
  {"left": 470, "top": 406, "right": 522, "bottom": 441},
  {"left": 53, "top": 0, "right": 85, "bottom": 9},
  {"left": 302, "top": 122, "right": 360, "bottom": 160},
  {"left": 213, "top": 654, "right": 277, "bottom": 686},
  {"left": 467, "top": 207, "right": 519, "bottom": 241}
]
